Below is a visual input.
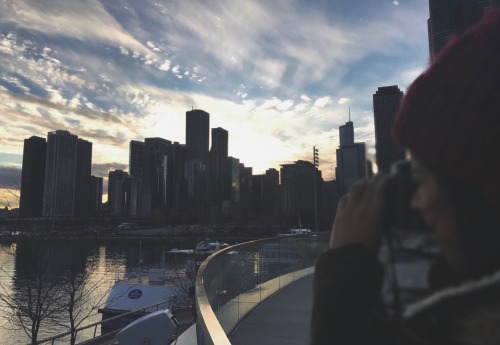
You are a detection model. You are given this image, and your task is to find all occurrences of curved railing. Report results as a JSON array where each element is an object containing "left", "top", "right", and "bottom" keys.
[
  {"left": 36, "top": 297, "right": 175, "bottom": 345},
  {"left": 195, "top": 233, "right": 330, "bottom": 345}
]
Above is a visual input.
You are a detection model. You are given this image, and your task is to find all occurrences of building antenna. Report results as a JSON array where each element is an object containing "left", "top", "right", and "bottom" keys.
[
  {"left": 192, "top": 106, "right": 194, "bottom": 110},
  {"left": 349, "top": 107, "right": 351, "bottom": 122}
]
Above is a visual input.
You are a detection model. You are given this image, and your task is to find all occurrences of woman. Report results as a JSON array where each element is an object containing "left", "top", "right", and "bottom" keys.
[{"left": 311, "top": 9, "right": 500, "bottom": 345}]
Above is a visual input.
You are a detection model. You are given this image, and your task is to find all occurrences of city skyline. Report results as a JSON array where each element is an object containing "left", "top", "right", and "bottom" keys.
[{"left": 0, "top": 0, "right": 430, "bottom": 204}]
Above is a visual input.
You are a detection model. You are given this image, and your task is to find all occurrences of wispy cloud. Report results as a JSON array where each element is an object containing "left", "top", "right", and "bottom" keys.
[{"left": 0, "top": 0, "right": 429, "bottom": 180}]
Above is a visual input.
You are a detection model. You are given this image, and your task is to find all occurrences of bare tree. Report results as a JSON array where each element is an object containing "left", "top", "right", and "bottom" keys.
[
  {"left": 0, "top": 238, "right": 64, "bottom": 344},
  {"left": 52, "top": 245, "right": 114, "bottom": 345},
  {"left": 0, "top": 239, "right": 117, "bottom": 344},
  {"left": 0, "top": 181, "right": 20, "bottom": 210}
]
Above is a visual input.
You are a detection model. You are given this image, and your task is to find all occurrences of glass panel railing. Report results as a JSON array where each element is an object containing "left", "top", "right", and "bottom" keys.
[{"left": 195, "top": 232, "right": 330, "bottom": 345}]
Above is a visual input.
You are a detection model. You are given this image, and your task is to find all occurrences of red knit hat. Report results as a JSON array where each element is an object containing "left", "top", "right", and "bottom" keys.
[{"left": 392, "top": 9, "right": 500, "bottom": 207}]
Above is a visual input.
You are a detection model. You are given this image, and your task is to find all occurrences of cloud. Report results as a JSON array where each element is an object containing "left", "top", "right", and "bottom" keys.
[
  {"left": 314, "top": 96, "right": 332, "bottom": 108},
  {"left": 300, "top": 94, "right": 312, "bottom": 102},
  {"left": 159, "top": 60, "right": 171, "bottom": 71},
  {"left": 0, "top": 0, "right": 429, "bottom": 182},
  {"left": 276, "top": 99, "right": 294, "bottom": 111},
  {"left": 0, "top": 166, "right": 21, "bottom": 187},
  {"left": 0, "top": 0, "right": 154, "bottom": 57},
  {"left": 92, "top": 162, "right": 128, "bottom": 178}
]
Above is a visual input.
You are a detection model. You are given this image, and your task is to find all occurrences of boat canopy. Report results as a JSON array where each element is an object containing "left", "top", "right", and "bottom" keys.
[{"left": 104, "top": 283, "right": 180, "bottom": 313}]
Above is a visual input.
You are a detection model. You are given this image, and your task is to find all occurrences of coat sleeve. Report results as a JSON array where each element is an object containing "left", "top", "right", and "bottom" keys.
[{"left": 310, "top": 243, "right": 423, "bottom": 345}]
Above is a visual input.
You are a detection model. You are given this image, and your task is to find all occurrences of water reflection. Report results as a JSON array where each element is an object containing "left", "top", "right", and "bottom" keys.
[{"left": 0, "top": 239, "right": 193, "bottom": 344}]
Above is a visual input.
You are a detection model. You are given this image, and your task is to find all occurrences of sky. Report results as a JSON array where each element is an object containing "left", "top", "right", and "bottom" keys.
[{"left": 0, "top": 0, "right": 430, "bottom": 206}]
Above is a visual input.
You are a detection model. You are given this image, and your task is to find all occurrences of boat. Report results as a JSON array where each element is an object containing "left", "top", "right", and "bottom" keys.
[
  {"left": 167, "top": 239, "right": 231, "bottom": 274},
  {"left": 99, "top": 268, "right": 188, "bottom": 333},
  {"left": 289, "top": 228, "right": 312, "bottom": 235},
  {"left": 194, "top": 239, "right": 230, "bottom": 255},
  {"left": 279, "top": 213, "right": 312, "bottom": 236}
]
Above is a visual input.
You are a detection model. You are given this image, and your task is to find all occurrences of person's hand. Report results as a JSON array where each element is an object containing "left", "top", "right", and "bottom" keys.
[{"left": 330, "top": 174, "right": 387, "bottom": 253}]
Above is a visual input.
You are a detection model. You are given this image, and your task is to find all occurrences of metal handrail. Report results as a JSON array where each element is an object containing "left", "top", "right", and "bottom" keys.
[
  {"left": 195, "top": 233, "right": 329, "bottom": 345},
  {"left": 35, "top": 297, "right": 174, "bottom": 345}
]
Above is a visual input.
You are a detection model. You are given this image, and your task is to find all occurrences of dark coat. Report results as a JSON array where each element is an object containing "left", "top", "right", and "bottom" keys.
[{"left": 311, "top": 244, "right": 500, "bottom": 345}]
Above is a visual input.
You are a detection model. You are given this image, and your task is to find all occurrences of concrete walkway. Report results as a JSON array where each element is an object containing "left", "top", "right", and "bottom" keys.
[{"left": 230, "top": 275, "right": 314, "bottom": 345}]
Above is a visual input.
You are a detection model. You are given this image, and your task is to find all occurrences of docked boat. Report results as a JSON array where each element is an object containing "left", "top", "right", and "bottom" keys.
[
  {"left": 194, "top": 239, "right": 230, "bottom": 255},
  {"left": 167, "top": 239, "right": 231, "bottom": 274},
  {"left": 278, "top": 228, "right": 312, "bottom": 236},
  {"left": 99, "top": 268, "right": 187, "bottom": 333}
]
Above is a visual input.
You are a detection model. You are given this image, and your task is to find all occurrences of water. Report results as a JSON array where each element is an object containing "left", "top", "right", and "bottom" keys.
[{"left": 0, "top": 238, "right": 196, "bottom": 345}]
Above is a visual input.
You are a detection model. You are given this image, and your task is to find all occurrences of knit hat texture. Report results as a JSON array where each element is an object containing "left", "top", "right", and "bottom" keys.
[{"left": 392, "top": 9, "right": 500, "bottom": 206}]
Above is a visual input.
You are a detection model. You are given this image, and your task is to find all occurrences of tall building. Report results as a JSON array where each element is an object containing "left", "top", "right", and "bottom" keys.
[
  {"left": 239, "top": 164, "right": 253, "bottom": 215},
  {"left": 252, "top": 175, "right": 266, "bottom": 215},
  {"left": 428, "top": 0, "right": 500, "bottom": 59},
  {"left": 141, "top": 138, "right": 171, "bottom": 218},
  {"left": 210, "top": 127, "right": 229, "bottom": 221},
  {"left": 339, "top": 119, "right": 354, "bottom": 146},
  {"left": 165, "top": 142, "right": 187, "bottom": 221},
  {"left": 43, "top": 130, "right": 78, "bottom": 218},
  {"left": 280, "top": 160, "right": 317, "bottom": 228},
  {"left": 89, "top": 175, "right": 103, "bottom": 215},
  {"left": 186, "top": 159, "right": 208, "bottom": 222},
  {"left": 185, "top": 109, "right": 210, "bottom": 222},
  {"left": 186, "top": 109, "right": 209, "bottom": 163},
  {"left": 129, "top": 140, "right": 145, "bottom": 179},
  {"left": 222, "top": 157, "right": 241, "bottom": 216},
  {"left": 335, "top": 120, "right": 367, "bottom": 195},
  {"left": 19, "top": 136, "right": 47, "bottom": 217},
  {"left": 108, "top": 170, "right": 128, "bottom": 217},
  {"left": 373, "top": 85, "right": 405, "bottom": 173},
  {"left": 74, "top": 138, "right": 92, "bottom": 217},
  {"left": 129, "top": 140, "right": 145, "bottom": 216},
  {"left": 264, "top": 168, "right": 280, "bottom": 216}
]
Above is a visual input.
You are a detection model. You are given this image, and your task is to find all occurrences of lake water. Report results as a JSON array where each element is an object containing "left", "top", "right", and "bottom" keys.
[{"left": 0, "top": 238, "right": 197, "bottom": 345}]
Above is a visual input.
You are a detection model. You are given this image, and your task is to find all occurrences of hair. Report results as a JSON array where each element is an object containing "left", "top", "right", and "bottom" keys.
[{"left": 433, "top": 169, "right": 500, "bottom": 279}]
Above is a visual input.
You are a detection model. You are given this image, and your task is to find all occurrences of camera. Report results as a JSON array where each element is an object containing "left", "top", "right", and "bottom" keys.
[{"left": 382, "top": 160, "right": 420, "bottom": 230}]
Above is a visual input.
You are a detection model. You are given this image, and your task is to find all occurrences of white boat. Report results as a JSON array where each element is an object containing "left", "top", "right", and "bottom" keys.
[
  {"left": 279, "top": 228, "right": 312, "bottom": 236},
  {"left": 194, "top": 239, "right": 230, "bottom": 255},
  {"left": 99, "top": 268, "right": 188, "bottom": 332}
]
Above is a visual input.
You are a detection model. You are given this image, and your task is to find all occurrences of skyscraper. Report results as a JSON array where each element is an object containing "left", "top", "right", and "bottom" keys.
[
  {"left": 129, "top": 140, "right": 145, "bottom": 216},
  {"left": 129, "top": 140, "right": 145, "bottom": 179},
  {"left": 428, "top": 0, "right": 500, "bottom": 59},
  {"left": 252, "top": 175, "right": 266, "bottom": 215},
  {"left": 186, "top": 109, "right": 209, "bottom": 163},
  {"left": 339, "top": 119, "right": 354, "bottom": 146},
  {"left": 239, "top": 164, "right": 253, "bottom": 215},
  {"left": 335, "top": 120, "right": 367, "bottom": 195},
  {"left": 19, "top": 136, "right": 46, "bottom": 217},
  {"left": 43, "top": 130, "right": 78, "bottom": 217},
  {"left": 141, "top": 137, "right": 171, "bottom": 217},
  {"left": 165, "top": 142, "right": 187, "bottom": 221},
  {"left": 74, "top": 138, "right": 92, "bottom": 217},
  {"left": 373, "top": 85, "right": 405, "bottom": 173},
  {"left": 89, "top": 175, "right": 103, "bottom": 215},
  {"left": 264, "top": 168, "right": 280, "bottom": 216},
  {"left": 210, "top": 127, "right": 229, "bottom": 221},
  {"left": 224, "top": 157, "right": 241, "bottom": 216},
  {"left": 280, "top": 160, "right": 317, "bottom": 228},
  {"left": 185, "top": 109, "right": 210, "bottom": 222},
  {"left": 108, "top": 170, "right": 128, "bottom": 217}
]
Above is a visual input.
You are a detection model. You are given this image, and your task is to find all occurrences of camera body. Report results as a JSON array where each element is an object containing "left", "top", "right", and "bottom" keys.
[{"left": 382, "top": 160, "right": 419, "bottom": 230}]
